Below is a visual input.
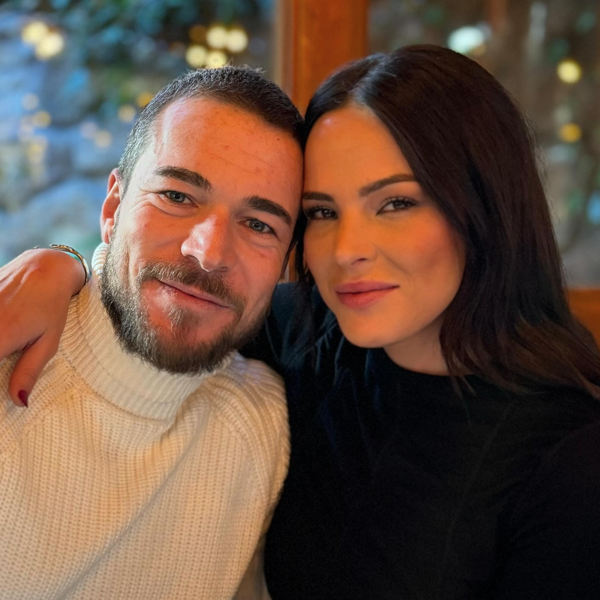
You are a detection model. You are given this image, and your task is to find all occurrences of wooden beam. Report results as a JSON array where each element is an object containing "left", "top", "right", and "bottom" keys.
[
  {"left": 569, "top": 289, "right": 600, "bottom": 346},
  {"left": 276, "top": 0, "right": 369, "bottom": 114},
  {"left": 275, "top": 0, "right": 369, "bottom": 279}
]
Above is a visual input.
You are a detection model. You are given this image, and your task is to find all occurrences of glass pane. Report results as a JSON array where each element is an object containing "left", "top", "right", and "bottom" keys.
[
  {"left": 0, "top": 0, "right": 275, "bottom": 266},
  {"left": 369, "top": 0, "right": 600, "bottom": 286}
]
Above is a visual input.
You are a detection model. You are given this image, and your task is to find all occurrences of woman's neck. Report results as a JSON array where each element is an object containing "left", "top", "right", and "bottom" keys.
[{"left": 383, "top": 318, "right": 449, "bottom": 375}]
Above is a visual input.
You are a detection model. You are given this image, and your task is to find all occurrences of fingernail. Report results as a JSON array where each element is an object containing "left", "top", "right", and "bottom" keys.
[{"left": 18, "top": 390, "right": 29, "bottom": 408}]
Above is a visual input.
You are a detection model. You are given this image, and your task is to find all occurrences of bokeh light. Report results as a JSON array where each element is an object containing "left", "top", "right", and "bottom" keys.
[
  {"left": 186, "top": 44, "right": 208, "bottom": 67},
  {"left": 557, "top": 59, "right": 582, "bottom": 83},
  {"left": 206, "top": 50, "right": 228, "bottom": 68},
  {"left": 35, "top": 31, "right": 65, "bottom": 60},
  {"left": 448, "top": 26, "right": 486, "bottom": 55},
  {"left": 32, "top": 111, "right": 51, "bottom": 128},
  {"left": 21, "top": 93, "right": 40, "bottom": 111},
  {"left": 189, "top": 24, "right": 207, "bottom": 44},
  {"left": 94, "top": 130, "right": 112, "bottom": 148},
  {"left": 136, "top": 92, "right": 154, "bottom": 108},
  {"left": 207, "top": 25, "right": 228, "bottom": 49},
  {"left": 559, "top": 123, "right": 582, "bottom": 143},
  {"left": 22, "top": 21, "right": 49, "bottom": 45},
  {"left": 118, "top": 105, "right": 137, "bottom": 123},
  {"left": 80, "top": 121, "right": 98, "bottom": 139},
  {"left": 226, "top": 28, "right": 248, "bottom": 53}
]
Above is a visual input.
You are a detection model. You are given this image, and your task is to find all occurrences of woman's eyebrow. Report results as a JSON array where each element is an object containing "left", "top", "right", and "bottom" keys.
[
  {"left": 302, "top": 191, "right": 334, "bottom": 202},
  {"left": 302, "top": 174, "right": 417, "bottom": 202},
  {"left": 359, "top": 173, "right": 416, "bottom": 196}
]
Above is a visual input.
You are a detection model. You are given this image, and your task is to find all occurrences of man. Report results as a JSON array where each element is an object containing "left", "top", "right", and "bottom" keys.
[{"left": 0, "top": 66, "right": 303, "bottom": 599}]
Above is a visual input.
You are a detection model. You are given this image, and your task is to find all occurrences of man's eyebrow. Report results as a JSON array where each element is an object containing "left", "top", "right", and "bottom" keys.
[
  {"left": 245, "top": 195, "right": 293, "bottom": 227},
  {"left": 359, "top": 174, "right": 417, "bottom": 197},
  {"left": 154, "top": 166, "right": 212, "bottom": 192}
]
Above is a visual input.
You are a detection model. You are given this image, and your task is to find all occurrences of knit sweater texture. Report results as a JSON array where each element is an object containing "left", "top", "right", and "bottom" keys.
[{"left": 0, "top": 276, "right": 288, "bottom": 600}]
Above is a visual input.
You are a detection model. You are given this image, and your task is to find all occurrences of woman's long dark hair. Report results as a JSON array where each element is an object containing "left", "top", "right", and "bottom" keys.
[{"left": 296, "top": 44, "right": 600, "bottom": 398}]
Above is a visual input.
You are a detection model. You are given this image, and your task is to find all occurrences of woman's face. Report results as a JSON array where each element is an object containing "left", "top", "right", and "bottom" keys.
[{"left": 303, "top": 104, "right": 465, "bottom": 373}]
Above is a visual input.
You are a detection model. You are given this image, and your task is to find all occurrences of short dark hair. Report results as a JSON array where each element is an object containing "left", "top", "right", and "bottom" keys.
[
  {"left": 298, "top": 44, "right": 600, "bottom": 397},
  {"left": 118, "top": 66, "right": 304, "bottom": 192}
]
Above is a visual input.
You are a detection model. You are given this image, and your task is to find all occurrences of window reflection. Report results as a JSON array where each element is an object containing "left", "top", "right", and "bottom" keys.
[
  {"left": 0, "top": 0, "right": 275, "bottom": 265},
  {"left": 370, "top": 0, "right": 600, "bottom": 285}
]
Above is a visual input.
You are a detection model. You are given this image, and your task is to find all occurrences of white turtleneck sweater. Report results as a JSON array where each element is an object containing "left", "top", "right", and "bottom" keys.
[{"left": 0, "top": 275, "right": 288, "bottom": 600}]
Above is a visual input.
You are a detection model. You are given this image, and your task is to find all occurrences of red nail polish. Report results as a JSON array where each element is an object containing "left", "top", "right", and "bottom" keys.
[{"left": 18, "top": 390, "right": 29, "bottom": 408}]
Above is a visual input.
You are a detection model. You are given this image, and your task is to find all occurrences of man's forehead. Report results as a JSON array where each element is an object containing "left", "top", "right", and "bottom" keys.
[{"left": 155, "top": 97, "right": 272, "bottom": 140}]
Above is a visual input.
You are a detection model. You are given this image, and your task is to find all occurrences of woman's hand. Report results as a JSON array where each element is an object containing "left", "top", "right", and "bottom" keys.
[{"left": 0, "top": 249, "right": 86, "bottom": 406}]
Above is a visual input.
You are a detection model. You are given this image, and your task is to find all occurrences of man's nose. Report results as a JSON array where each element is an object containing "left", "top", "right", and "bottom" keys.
[{"left": 181, "top": 213, "right": 235, "bottom": 272}]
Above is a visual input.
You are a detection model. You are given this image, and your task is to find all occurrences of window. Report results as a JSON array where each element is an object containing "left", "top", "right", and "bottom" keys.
[
  {"left": 0, "top": 0, "right": 275, "bottom": 265},
  {"left": 370, "top": 0, "right": 600, "bottom": 285}
]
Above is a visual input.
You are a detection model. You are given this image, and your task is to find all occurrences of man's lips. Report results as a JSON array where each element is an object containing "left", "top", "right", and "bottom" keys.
[
  {"left": 334, "top": 281, "right": 398, "bottom": 309},
  {"left": 159, "top": 280, "right": 230, "bottom": 309}
]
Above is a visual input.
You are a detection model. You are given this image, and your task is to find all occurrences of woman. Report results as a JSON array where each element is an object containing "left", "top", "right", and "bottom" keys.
[{"left": 2, "top": 46, "right": 600, "bottom": 598}]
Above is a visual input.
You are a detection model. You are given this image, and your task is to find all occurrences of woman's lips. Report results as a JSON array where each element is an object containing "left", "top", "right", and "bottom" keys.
[{"left": 334, "top": 281, "right": 398, "bottom": 309}]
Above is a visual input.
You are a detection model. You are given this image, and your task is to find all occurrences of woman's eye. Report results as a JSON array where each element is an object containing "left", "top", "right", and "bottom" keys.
[
  {"left": 246, "top": 219, "right": 274, "bottom": 235},
  {"left": 379, "top": 197, "right": 416, "bottom": 213},
  {"left": 304, "top": 206, "right": 336, "bottom": 220},
  {"left": 162, "top": 190, "right": 189, "bottom": 204}
]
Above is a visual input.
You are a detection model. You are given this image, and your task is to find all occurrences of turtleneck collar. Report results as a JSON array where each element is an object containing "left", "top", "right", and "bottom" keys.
[{"left": 60, "top": 270, "right": 229, "bottom": 422}]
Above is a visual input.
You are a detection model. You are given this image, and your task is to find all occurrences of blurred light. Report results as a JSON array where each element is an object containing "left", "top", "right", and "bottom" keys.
[
  {"left": 186, "top": 44, "right": 208, "bottom": 67},
  {"left": 588, "top": 192, "right": 600, "bottom": 224},
  {"left": 118, "top": 105, "right": 137, "bottom": 123},
  {"left": 27, "top": 137, "right": 47, "bottom": 163},
  {"left": 226, "top": 28, "right": 248, "bottom": 53},
  {"left": 19, "top": 116, "right": 35, "bottom": 138},
  {"left": 35, "top": 31, "right": 65, "bottom": 60},
  {"left": 576, "top": 10, "right": 596, "bottom": 34},
  {"left": 80, "top": 121, "right": 98, "bottom": 138},
  {"left": 206, "top": 50, "right": 228, "bottom": 68},
  {"left": 32, "top": 111, "right": 51, "bottom": 128},
  {"left": 21, "top": 93, "right": 40, "bottom": 111},
  {"left": 136, "top": 92, "right": 154, "bottom": 108},
  {"left": 559, "top": 123, "right": 582, "bottom": 143},
  {"left": 94, "top": 130, "right": 112, "bottom": 148},
  {"left": 448, "top": 26, "right": 486, "bottom": 55},
  {"left": 557, "top": 59, "right": 582, "bottom": 83},
  {"left": 207, "top": 25, "right": 228, "bottom": 49},
  {"left": 189, "top": 24, "right": 207, "bottom": 44},
  {"left": 554, "top": 105, "right": 572, "bottom": 124},
  {"left": 471, "top": 43, "right": 487, "bottom": 57},
  {"left": 22, "top": 21, "right": 49, "bottom": 45}
]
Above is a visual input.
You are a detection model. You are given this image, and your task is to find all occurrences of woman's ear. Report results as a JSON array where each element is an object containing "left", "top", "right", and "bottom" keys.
[{"left": 100, "top": 168, "right": 122, "bottom": 244}]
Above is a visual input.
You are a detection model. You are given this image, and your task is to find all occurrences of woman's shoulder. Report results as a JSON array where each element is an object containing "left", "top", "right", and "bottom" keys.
[
  {"left": 241, "top": 283, "right": 341, "bottom": 373},
  {"left": 510, "top": 384, "right": 600, "bottom": 437}
]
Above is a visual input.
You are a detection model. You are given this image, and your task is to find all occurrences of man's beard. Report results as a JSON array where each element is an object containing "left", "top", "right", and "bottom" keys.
[{"left": 100, "top": 236, "right": 270, "bottom": 376}]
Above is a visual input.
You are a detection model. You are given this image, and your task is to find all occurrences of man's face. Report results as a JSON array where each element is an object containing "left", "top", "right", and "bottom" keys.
[{"left": 100, "top": 97, "right": 303, "bottom": 374}]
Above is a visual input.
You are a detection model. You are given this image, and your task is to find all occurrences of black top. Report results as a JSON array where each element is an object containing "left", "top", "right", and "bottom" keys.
[{"left": 243, "top": 284, "right": 600, "bottom": 600}]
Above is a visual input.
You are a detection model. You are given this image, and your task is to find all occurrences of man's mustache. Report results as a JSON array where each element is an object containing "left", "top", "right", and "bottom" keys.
[{"left": 137, "top": 261, "right": 245, "bottom": 316}]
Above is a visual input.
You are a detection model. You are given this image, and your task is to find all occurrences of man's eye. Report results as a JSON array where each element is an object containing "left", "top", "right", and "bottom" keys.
[
  {"left": 246, "top": 219, "right": 274, "bottom": 235},
  {"left": 162, "top": 191, "right": 189, "bottom": 204}
]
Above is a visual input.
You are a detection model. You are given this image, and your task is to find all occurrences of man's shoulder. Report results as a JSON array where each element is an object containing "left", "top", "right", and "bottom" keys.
[
  {"left": 194, "top": 352, "right": 288, "bottom": 441},
  {"left": 193, "top": 353, "right": 289, "bottom": 503},
  {"left": 208, "top": 352, "right": 286, "bottom": 402}
]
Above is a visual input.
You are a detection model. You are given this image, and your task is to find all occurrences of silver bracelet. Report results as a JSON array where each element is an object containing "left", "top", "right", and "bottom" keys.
[{"left": 33, "top": 244, "right": 91, "bottom": 286}]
